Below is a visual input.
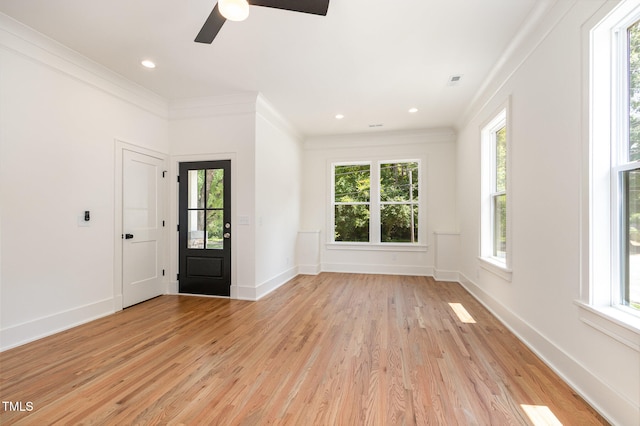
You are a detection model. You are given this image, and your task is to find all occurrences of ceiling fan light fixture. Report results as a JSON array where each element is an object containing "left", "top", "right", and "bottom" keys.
[{"left": 218, "top": 0, "right": 250, "bottom": 22}]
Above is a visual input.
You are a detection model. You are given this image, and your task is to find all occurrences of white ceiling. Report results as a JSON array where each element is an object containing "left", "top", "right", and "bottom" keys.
[{"left": 0, "top": 0, "right": 542, "bottom": 136}]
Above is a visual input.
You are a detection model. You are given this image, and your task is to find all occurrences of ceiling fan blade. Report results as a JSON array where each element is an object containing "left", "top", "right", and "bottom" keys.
[
  {"left": 195, "top": 4, "right": 227, "bottom": 44},
  {"left": 250, "top": 0, "right": 330, "bottom": 16}
]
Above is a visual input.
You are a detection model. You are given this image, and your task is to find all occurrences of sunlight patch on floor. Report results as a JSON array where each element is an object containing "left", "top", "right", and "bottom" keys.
[
  {"left": 521, "top": 404, "right": 563, "bottom": 426},
  {"left": 448, "top": 303, "right": 476, "bottom": 324}
]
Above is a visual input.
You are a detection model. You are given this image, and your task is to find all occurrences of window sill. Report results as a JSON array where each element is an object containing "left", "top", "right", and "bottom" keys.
[
  {"left": 327, "top": 242, "right": 429, "bottom": 252},
  {"left": 478, "top": 256, "right": 512, "bottom": 281},
  {"left": 575, "top": 300, "right": 640, "bottom": 352}
]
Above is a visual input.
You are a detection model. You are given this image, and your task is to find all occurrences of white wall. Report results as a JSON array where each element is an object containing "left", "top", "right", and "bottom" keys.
[
  {"left": 168, "top": 95, "right": 257, "bottom": 298},
  {"left": 167, "top": 94, "right": 303, "bottom": 300},
  {"left": 0, "top": 15, "right": 169, "bottom": 350},
  {"left": 254, "top": 97, "right": 302, "bottom": 298},
  {"left": 301, "top": 129, "right": 457, "bottom": 276},
  {"left": 456, "top": 1, "right": 639, "bottom": 424}
]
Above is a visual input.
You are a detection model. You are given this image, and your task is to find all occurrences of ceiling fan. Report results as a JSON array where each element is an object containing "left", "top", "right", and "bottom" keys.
[{"left": 195, "top": 0, "right": 330, "bottom": 44}]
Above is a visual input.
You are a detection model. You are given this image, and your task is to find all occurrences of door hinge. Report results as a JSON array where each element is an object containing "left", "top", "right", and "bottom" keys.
[
  {"left": 162, "top": 269, "right": 165, "bottom": 276},
  {"left": 162, "top": 220, "right": 165, "bottom": 227},
  {"left": 177, "top": 273, "right": 180, "bottom": 281},
  {"left": 162, "top": 170, "right": 167, "bottom": 178},
  {"left": 177, "top": 175, "right": 180, "bottom": 183},
  {"left": 177, "top": 224, "right": 180, "bottom": 232}
]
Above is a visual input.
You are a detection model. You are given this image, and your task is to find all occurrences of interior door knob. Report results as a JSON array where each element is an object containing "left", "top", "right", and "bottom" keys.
[{"left": 125, "top": 233, "right": 134, "bottom": 239}]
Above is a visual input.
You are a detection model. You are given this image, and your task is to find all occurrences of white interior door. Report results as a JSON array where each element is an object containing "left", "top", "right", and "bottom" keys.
[{"left": 122, "top": 149, "right": 164, "bottom": 307}]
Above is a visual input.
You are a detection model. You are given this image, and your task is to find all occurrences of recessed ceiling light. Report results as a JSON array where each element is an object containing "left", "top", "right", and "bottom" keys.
[
  {"left": 335, "top": 114, "right": 344, "bottom": 120},
  {"left": 141, "top": 60, "right": 156, "bottom": 69},
  {"left": 409, "top": 107, "right": 418, "bottom": 113}
]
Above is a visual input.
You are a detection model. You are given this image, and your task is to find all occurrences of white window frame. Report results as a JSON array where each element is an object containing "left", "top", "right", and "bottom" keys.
[
  {"left": 579, "top": 0, "right": 640, "bottom": 349},
  {"left": 329, "top": 159, "right": 426, "bottom": 250},
  {"left": 480, "top": 103, "right": 512, "bottom": 280}
]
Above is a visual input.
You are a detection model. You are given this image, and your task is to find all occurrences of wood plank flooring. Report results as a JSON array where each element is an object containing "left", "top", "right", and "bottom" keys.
[{"left": 0, "top": 273, "right": 607, "bottom": 425}]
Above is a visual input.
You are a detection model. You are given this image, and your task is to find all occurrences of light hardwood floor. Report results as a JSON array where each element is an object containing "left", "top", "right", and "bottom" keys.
[{"left": 0, "top": 273, "right": 607, "bottom": 425}]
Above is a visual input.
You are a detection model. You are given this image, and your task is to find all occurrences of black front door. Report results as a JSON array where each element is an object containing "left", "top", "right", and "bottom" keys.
[{"left": 178, "top": 160, "right": 231, "bottom": 296}]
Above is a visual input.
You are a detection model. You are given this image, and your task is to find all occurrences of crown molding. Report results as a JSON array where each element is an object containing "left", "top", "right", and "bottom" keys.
[
  {"left": 0, "top": 12, "right": 169, "bottom": 119},
  {"left": 303, "top": 127, "right": 456, "bottom": 150},
  {"left": 456, "top": 0, "right": 577, "bottom": 129},
  {"left": 256, "top": 93, "right": 303, "bottom": 141},
  {"left": 169, "top": 92, "right": 260, "bottom": 120}
]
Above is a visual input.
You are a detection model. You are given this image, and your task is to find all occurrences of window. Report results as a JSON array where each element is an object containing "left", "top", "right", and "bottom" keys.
[
  {"left": 333, "top": 163, "right": 371, "bottom": 242},
  {"left": 332, "top": 160, "right": 420, "bottom": 244},
  {"left": 187, "top": 168, "right": 225, "bottom": 249},
  {"left": 380, "top": 162, "right": 419, "bottom": 243},
  {"left": 611, "top": 13, "right": 640, "bottom": 312},
  {"left": 492, "top": 126, "right": 507, "bottom": 259},
  {"left": 480, "top": 107, "right": 510, "bottom": 273},
  {"left": 584, "top": 0, "right": 640, "bottom": 336},
  {"left": 618, "top": 18, "right": 640, "bottom": 311}
]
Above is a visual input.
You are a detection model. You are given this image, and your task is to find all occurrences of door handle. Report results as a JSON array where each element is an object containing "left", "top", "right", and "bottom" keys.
[{"left": 125, "top": 233, "right": 134, "bottom": 239}]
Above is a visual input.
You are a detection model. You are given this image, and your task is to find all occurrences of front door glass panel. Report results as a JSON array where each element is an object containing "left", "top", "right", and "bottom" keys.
[{"left": 187, "top": 168, "right": 225, "bottom": 250}]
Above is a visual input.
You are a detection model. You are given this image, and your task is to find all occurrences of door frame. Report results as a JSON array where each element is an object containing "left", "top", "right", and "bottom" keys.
[
  {"left": 178, "top": 159, "right": 231, "bottom": 296},
  {"left": 169, "top": 153, "right": 238, "bottom": 298},
  {"left": 114, "top": 140, "right": 168, "bottom": 311}
]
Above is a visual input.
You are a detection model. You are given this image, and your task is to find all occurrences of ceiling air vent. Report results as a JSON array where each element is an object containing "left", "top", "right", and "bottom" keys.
[{"left": 447, "top": 75, "right": 463, "bottom": 86}]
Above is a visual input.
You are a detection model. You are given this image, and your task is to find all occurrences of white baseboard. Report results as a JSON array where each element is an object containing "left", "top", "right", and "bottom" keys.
[
  {"left": 236, "top": 267, "right": 299, "bottom": 301},
  {"left": 112, "top": 294, "right": 123, "bottom": 312},
  {"left": 322, "top": 263, "right": 434, "bottom": 276},
  {"left": 434, "top": 269, "right": 459, "bottom": 282},
  {"left": 0, "top": 298, "right": 114, "bottom": 352},
  {"left": 298, "top": 263, "right": 321, "bottom": 275},
  {"left": 167, "top": 280, "right": 179, "bottom": 294},
  {"left": 457, "top": 273, "right": 634, "bottom": 426},
  {"left": 234, "top": 284, "right": 255, "bottom": 301}
]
